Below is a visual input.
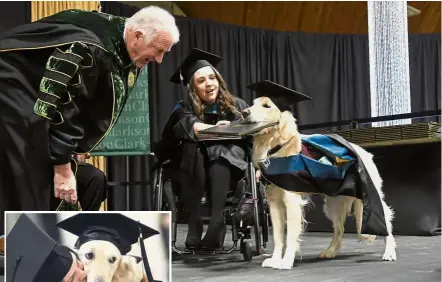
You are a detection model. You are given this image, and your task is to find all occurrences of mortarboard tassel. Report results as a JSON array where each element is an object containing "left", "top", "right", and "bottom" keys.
[
  {"left": 11, "top": 255, "right": 22, "bottom": 281},
  {"left": 138, "top": 223, "right": 161, "bottom": 282}
]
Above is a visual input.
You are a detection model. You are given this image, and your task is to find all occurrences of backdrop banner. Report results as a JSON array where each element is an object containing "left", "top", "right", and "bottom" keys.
[{"left": 92, "top": 67, "right": 151, "bottom": 156}]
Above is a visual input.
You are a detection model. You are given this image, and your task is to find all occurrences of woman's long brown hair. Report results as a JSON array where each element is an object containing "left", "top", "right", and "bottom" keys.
[{"left": 187, "top": 67, "right": 241, "bottom": 122}]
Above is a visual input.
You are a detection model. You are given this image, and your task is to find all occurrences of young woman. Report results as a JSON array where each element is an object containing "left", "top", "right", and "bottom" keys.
[{"left": 156, "top": 49, "right": 250, "bottom": 250}]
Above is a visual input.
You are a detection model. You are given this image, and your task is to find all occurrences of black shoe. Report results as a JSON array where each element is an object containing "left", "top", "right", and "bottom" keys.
[
  {"left": 200, "top": 223, "right": 227, "bottom": 250},
  {"left": 185, "top": 219, "right": 203, "bottom": 250}
]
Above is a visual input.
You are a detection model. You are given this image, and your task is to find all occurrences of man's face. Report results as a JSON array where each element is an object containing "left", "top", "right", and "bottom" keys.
[{"left": 126, "top": 30, "right": 174, "bottom": 69}]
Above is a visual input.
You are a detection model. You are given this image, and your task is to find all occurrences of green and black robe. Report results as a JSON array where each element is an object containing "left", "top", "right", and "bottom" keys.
[{"left": 0, "top": 9, "right": 139, "bottom": 212}]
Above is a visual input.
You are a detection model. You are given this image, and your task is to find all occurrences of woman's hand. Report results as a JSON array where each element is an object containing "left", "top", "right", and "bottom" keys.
[
  {"left": 256, "top": 169, "right": 262, "bottom": 182},
  {"left": 194, "top": 122, "right": 216, "bottom": 135},
  {"left": 216, "top": 120, "right": 230, "bottom": 126}
]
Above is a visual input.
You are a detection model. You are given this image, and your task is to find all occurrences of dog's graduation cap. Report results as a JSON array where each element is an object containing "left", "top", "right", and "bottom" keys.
[
  {"left": 57, "top": 213, "right": 162, "bottom": 282},
  {"left": 6, "top": 214, "right": 74, "bottom": 282},
  {"left": 247, "top": 80, "right": 312, "bottom": 112},
  {"left": 170, "top": 48, "right": 222, "bottom": 86}
]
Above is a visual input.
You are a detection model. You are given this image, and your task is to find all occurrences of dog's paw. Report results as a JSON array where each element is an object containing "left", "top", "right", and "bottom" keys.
[
  {"left": 262, "top": 257, "right": 290, "bottom": 269},
  {"left": 262, "top": 257, "right": 294, "bottom": 270},
  {"left": 358, "top": 234, "right": 376, "bottom": 244},
  {"left": 319, "top": 249, "right": 336, "bottom": 259},
  {"left": 262, "top": 257, "right": 280, "bottom": 268},
  {"left": 279, "top": 258, "right": 294, "bottom": 270},
  {"left": 382, "top": 250, "right": 397, "bottom": 261}
]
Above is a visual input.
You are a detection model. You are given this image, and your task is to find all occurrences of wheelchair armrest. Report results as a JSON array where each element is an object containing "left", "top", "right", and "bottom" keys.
[{"left": 152, "top": 159, "right": 172, "bottom": 171}]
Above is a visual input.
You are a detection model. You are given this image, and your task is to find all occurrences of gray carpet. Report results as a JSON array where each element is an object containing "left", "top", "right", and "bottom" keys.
[{"left": 172, "top": 225, "right": 441, "bottom": 282}]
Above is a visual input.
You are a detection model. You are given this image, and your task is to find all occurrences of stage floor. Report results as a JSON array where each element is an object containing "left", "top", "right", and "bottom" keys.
[{"left": 172, "top": 225, "right": 441, "bottom": 282}]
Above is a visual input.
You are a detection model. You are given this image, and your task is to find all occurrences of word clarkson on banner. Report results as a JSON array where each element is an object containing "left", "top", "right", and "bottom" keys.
[{"left": 91, "top": 68, "right": 151, "bottom": 156}]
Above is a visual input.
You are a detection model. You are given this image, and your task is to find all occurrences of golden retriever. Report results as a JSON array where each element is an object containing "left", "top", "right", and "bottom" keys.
[
  {"left": 77, "top": 240, "right": 146, "bottom": 282},
  {"left": 242, "top": 97, "right": 397, "bottom": 270}
]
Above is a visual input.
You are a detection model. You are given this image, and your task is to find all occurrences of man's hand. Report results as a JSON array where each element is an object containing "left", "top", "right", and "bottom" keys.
[
  {"left": 62, "top": 253, "right": 87, "bottom": 282},
  {"left": 54, "top": 163, "right": 78, "bottom": 204},
  {"left": 73, "top": 153, "right": 90, "bottom": 163},
  {"left": 216, "top": 120, "right": 230, "bottom": 126}
]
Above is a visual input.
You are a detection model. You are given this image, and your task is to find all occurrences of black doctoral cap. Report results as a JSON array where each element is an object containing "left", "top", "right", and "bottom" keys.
[
  {"left": 247, "top": 80, "right": 312, "bottom": 112},
  {"left": 6, "top": 214, "right": 74, "bottom": 282},
  {"left": 170, "top": 48, "right": 222, "bottom": 86},
  {"left": 56, "top": 213, "right": 162, "bottom": 282}
]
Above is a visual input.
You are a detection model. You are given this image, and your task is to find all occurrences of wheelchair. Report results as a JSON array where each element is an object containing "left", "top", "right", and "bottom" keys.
[{"left": 151, "top": 141, "right": 270, "bottom": 261}]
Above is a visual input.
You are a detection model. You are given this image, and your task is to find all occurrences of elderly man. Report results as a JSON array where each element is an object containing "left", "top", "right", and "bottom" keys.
[{"left": 0, "top": 6, "right": 180, "bottom": 233}]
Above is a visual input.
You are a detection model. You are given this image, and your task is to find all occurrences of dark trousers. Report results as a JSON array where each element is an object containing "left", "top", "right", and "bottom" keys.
[
  {"left": 180, "top": 154, "right": 243, "bottom": 246},
  {"left": 0, "top": 163, "right": 108, "bottom": 235}
]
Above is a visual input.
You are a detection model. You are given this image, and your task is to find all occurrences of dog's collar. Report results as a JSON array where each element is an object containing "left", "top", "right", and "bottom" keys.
[
  {"left": 268, "top": 144, "right": 283, "bottom": 156},
  {"left": 258, "top": 137, "right": 294, "bottom": 171},
  {"left": 257, "top": 143, "right": 285, "bottom": 172}
]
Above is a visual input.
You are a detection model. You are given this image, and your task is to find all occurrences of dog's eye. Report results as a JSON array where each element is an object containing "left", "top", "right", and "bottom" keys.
[
  {"left": 108, "top": 256, "right": 117, "bottom": 264},
  {"left": 263, "top": 104, "right": 271, "bottom": 108},
  {"left": 85, "top": 252, "right": 94, "bottom": 260}
]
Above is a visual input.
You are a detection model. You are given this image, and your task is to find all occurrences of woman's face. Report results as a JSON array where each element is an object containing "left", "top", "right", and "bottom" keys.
[{"left": 192, "top": 66, "right": 219, "bottom": 104}]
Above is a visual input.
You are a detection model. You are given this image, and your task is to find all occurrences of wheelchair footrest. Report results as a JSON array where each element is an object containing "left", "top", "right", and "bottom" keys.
[{"left": 172, "top": 240, "right": 239, "bottom": 255}]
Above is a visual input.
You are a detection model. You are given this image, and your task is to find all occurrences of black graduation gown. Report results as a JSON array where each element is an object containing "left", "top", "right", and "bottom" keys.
[
  {"left": 0, "top": 10, "right": 138, "bottom": 212},
  {"left": 153, "top": 97, "right": 251, "bottom": 183}
]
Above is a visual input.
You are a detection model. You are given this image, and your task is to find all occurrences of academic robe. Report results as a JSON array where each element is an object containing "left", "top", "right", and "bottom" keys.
[
  {"left": 260, "top": 133, "right": 389, "bottom": 236},
  {"left": 153, "top": 97, "right": 251, "bottom": 183},
  {"left": 0, "top": 10, "right": 138, "bottom": 212}
]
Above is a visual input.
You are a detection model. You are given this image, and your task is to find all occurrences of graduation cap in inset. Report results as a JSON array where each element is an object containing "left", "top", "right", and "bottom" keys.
[
  {"left": 56, "top": 213, "right": 161, "bottom": 282},
  {"left": 170, "top": 48, "right": 222, "bottom": 86},
  {"left": 247, "top": 80, "right": 312, "bottom": 112},
  {"left": 6, "top": 214, "right": 74, "bottom": 282}
]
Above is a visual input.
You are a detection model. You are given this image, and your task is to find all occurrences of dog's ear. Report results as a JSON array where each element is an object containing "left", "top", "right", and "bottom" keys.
[
  {"left": 131, "top": 255, "right": 142, "bottom": 264},
  {"left": 74, "top": 239, "right": 80, "bottom": 249},
  {"left": 112, "top": 258, "right": 133, "bottom": 281},
  {"left": 278, "top": 111, "right": 298, "bottom": 142}
]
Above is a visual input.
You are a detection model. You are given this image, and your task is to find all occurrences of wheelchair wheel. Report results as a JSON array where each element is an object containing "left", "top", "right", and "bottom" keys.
[{"left": 240, "top": 240, "right": 253, "bottom": 261}]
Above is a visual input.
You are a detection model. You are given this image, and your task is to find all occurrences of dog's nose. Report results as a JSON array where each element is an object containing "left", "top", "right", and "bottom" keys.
[
  {"left": 94, "top": 277, "right": 105, "bottom": 282},
  {"left": 242, "top": 109, "right": 250, "bottom": 118}
]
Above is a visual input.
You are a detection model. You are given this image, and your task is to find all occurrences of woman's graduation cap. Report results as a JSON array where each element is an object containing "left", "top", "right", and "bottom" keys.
[
  {"left": 6, "top": 214, "right": 74, "bottom": 282},
  {"left": 247, "top": 80, "right": 312, "bottom": 112},
  {"left": 170, "top": 48, "right": 223, "bottom": 110},
  {"left": 170, "top": 48, "right": 222, "bottom": 86},
  {"left": 56, "top": 213, "right": 162, "bottom": 282}
]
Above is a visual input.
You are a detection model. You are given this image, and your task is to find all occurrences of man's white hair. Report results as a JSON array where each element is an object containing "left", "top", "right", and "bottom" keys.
[{"left": 125, "top": 6, "right": 180, "bottom": 45}]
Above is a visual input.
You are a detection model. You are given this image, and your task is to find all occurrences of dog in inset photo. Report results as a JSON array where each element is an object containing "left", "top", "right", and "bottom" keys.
[
  {"left": 242, "top": 92, "right": 397, "bottom": 270},
  {"left": 76, "top": 240, "right": 146, "bottom": 282},
  {"left": 56, "top": 213, "right": 165, "bottom": 282}
]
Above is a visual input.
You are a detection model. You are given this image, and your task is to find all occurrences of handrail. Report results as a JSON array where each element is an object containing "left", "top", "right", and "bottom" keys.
[{"left": 298, "top": 110, "right": 441, "bottom": 131}]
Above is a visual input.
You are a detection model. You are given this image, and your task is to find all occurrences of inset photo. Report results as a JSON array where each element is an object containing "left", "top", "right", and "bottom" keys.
[
  {"left": 0, "top": 234, "right": 3, "bottom": 280},
  {"left": 4, "top": 211, "right": 171, "bottom": 282}
]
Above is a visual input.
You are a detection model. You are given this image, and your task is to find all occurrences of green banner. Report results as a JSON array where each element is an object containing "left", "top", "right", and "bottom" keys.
[{"left": 91, "top": 68, "right": 151, "bottom": 156}]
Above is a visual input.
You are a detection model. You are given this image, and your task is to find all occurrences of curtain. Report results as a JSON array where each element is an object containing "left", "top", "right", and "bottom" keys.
[
  {"left": 149, "top": 17, "right": 441, "bottom": 142},
  {"left": 409, "top": 34, "right": 441, "bottom": 113},
  {"left": 101, "top": 2, "right": 441, "bottom": 222},
  {"left": 31, "top": 1, "right": 100, "bottom": 22},
  {"left": 0, "top": 1, "right": 31, "bottom": 34}
]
